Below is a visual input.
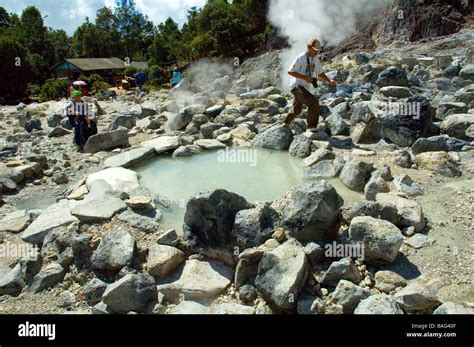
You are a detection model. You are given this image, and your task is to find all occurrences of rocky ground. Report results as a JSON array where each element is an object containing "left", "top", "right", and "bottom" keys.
[{"left": 0, "top": 28, "right": 473, "bottom": 315}]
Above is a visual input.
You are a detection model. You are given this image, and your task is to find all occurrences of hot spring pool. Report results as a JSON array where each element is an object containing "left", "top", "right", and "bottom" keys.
[{"left": 135, "top": 148, "right": 363, "bottom": 232}]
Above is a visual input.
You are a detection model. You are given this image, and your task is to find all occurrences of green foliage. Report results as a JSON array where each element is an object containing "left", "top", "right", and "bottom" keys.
[
  {"left": 0, "top": 0, "right": 270, "bottom": 99},
  {"left": 147, "top": 65, "right": 169, "bottom": 86},
  {"left": 39, "top": 79, "right": 69, "bottom": 102},
  {"left": 124, "top": 66, "right": 137, "bottom": 77}
]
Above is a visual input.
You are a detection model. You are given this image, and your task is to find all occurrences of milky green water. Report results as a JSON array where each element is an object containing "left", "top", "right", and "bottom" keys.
[{"left": 135, "top": 148, "right": 363, "bottom": 233}]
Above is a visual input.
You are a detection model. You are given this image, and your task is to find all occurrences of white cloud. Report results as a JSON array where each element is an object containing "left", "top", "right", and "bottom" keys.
[{"left": 0, "top": 0, "right": 205, "bottom": 35}]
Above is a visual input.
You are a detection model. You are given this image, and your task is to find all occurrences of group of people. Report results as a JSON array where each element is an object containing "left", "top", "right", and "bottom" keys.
[{"left": 63, "top": 38, "right": 331, "bottom": 152}]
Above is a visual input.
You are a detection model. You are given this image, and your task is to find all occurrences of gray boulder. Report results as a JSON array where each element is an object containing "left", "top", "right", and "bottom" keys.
[
  {"left": 354, "top": 294, "right": 404, "bottom": 314},
  {"left": 340, "top": 159, "right": 374, "bottom": 192},
  {"left": 183, "top": 189, "right": 253, "bottom": 261},
  {"left": 254, "top": 241, "right": 308, "bottom": 310},
  {"left": 91, "top": 228, "right": 136, "bottom": 271},
  {"left": 29, "top": 263, "right": 65, "bottom": 293},
  {"left": 156, "top": 259, "right": 233, "bottom": 302},
  {"left": 104, "top": 147, "right": 155, "bottom": 168},
  {"left": 279, "top": 181, "right": 344, "bottom": 242},
  {"left": 102, "top": 272, "right": 157, "bottom": 313},
  {"left": 147, "top": 244, "right": 185, "bottom": 277},
  {"left": 411, "top": 135, "right": 468, "bottom": 155},
  {"left": 320, "top": 257, "right": 361, "bottom": 287},
  {"left": 288, "top": 134, "right": 312, "bottom": 157},
  {"left": 440, "top": 114, "right": 474, "bottom": 139},
  {"left": 83, "top": 278, "right": 108, "bottom": 305},
  {"left": 376, "top": 66, "right": 409, "bottom": 87},
  {"left": 251, "top": 124, "right": 293, "bottom": 150},
  {"left": 84, "top": 129, "right": 129, "bottom": 154},
  {"left": 330, "top": 280, "right": 369, "bottom": 314},
  {"left": 108, "top": 114, "right": 136, "bottom": 131},
  {"left": 380, "top": 96, "right": 432, "bottom": 147},
  {"left": 394, "top": 282, "right": 441, "bottom": 312},
  {"left": 233, "top": 203, "right": 279, "bottom": 250},
  {"left": 349, "top": 216, "right": 403, "bottom": 263},
  {"left": 0, "top": 263, "right": 25, "bottom": 296}
]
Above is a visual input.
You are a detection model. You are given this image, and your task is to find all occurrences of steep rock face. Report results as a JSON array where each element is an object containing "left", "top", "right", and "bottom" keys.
[
  {"left": 328, "top": 0, "right": 472, "bottom": 56},
  {"left": 376, "top": 0, "right": 470, "bottom": 43}
]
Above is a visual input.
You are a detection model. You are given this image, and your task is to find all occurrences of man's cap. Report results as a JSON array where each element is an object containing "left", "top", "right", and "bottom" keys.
[
  {"left": 71, "top": 90, "right": 82, "bottom": 97},
  {"left": 307, "top": 38, "right": 321, "bottom": 51}
]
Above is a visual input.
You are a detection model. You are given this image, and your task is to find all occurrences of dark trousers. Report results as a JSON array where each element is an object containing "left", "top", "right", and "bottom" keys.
[{"left": 284, "top": 86, "right": 320, "bottom": 128}]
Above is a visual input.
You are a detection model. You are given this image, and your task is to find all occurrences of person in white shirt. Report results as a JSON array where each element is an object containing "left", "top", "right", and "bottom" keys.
[{"left": 283, "top": 38, "right": 337, "bottom": 131}]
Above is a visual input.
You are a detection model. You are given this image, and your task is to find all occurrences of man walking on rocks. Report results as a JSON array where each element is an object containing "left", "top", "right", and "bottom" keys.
[{"left": 283, "top": 38, "right": 337, "bottom": 131}]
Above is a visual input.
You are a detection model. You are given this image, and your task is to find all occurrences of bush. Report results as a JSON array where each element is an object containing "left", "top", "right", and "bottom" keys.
[
  {"left": 124, "top": 66, "right": 137, "bottom": 77},
  {"left": 39, "top": 79, "right": 70, "bottom": 102},
  {"left": 148, "top": 65, "right": 168, "bottom": 86},
  {"left": 91, "top": 81, "right": 112, "bottom": 93}
]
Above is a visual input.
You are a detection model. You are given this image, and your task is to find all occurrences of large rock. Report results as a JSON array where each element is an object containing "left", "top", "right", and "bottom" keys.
[
  {"left": 380, "top": 96, "right": 432, "bottom": 147},
  {"left": 117, "top": 209, "right": 159, "bottom": 233},
  {"left": 379, "top": 86, "right": 412, "bottom": 98},
  {"left": 349, "top": 216, "right": 403, "bottom": 263},
  {"left": 459, "top": 64, "right": 474, "bottom": 80},
  {"left": 254, "top": 242, "right": 308, "bottom": 310},
  {"left": 22, "top": 200, "right": 78, "bottom": 244},
  {"left": 364, "top": 176, "right": 390, "bottom": 201},
  {"left": 86, "top": 167, "right": 139, "bottom": 192},
  {"left": 374, "top": 270, "right": 407, "bottom": 293},
  {"left": 233, "top": 203, "right": 279, "bottom": 250},
  {"left": 413, "top": 151, "right": 461, "bottom": 177},
  {"left": 251, "top": 124, "right": 293, "bottom": 150},
  {"left": 140, "top": 136, "right": 181, "bottom": 154},
  {"left": 303, "top": 148, "right": 335, "bottom": 167},
  {"left": 200, "top": 123, "right": 224, "bottom": 139},
  {"left": 340, "top": 159, "right": 374, "bottom": 192},
  {"left": 183, "top": 189, "right": 252, "bottom": 261},
  {"left": 278, "top": 181, "right": 344, "bottom": 242},
  {"left": 436, "top": 102, "right": 468, "bottom": 120},
  {"left": 433, "top": 302, "right": 474, "bottom": 314},
  {"left": 325, "top": 113, "right": 350, "bottom": 136},
  {"left": 354, "top": 294, "right": 404, "bottom": 314},
  {"left": 108, "top": 114, "right": 136, "bottom": 131},
  {"left": 212, "top": 302, "right": 256, "bottom": 314},
  {"left": 320, "top": 257, "right": 361, "bottom": 287},
  {"left": 83, "top": 278, "right": 108, "bottom": 305},
  {"left": 156, "top": 259, "right": 233, "bottom": 302},
  {"left": 84, "top": 129, "right": 129, "bottom": 154},
  {"left": 104, "top": 147, "right": 155, "bottom": 168},
  {"left": 29, "top": 263, "right": 65, "bottom": 293},
  {"left": 330, "top": 280, "right": 369, "bottom": 314},
  {"left": 376, "top": 66, "right": 409, "bottom": 87},
  {"left": 194, "top": 139, "right": 226, "bottom": 149},
  {"left": 147, "top": 244, "right": 185, "bottom": 277},
  {"left": 91, "top": 228, "right": 136, "bottom": 271},
  {"left": 394, "top": 282, "right": 441, "bottom": 312},
  {"left": 376, "top": 192, "right": 425, "bottom": 232},
  {"left": 288, "top": 134, "right": 312, "bottom": 158},
  {"left": 0, "top": 210, "right": 31, "bottom": 233},
  {"left": 440, "top": 114, "right": 474, "bottom": 140},
  {"left": 102, "top": 272, "right": 157, "bottom": 313},
  {"left": 71, "top": 180, "right": 127, "bottom": 222},
  {"left": 411, "top": 135, "right": 468, "bottom": 155},
  {"left": 343, "top": 201, "right": 400, "bottom": 225},
  {"left": 0, "top": 263, "right": 25, "bottom": 296},
  {"left": 164, "top": 111, "right": 193, "bottom": 131}
]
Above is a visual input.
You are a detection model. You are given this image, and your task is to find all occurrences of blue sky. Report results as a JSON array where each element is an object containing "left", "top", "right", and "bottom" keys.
[{"left": 0, "top": 0, "right": 206, "bottom": 35}]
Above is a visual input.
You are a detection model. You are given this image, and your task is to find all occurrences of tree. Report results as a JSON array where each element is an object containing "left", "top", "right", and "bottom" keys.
[{"left": 115, "top": 0, "right": 154, "bottom": 59}]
